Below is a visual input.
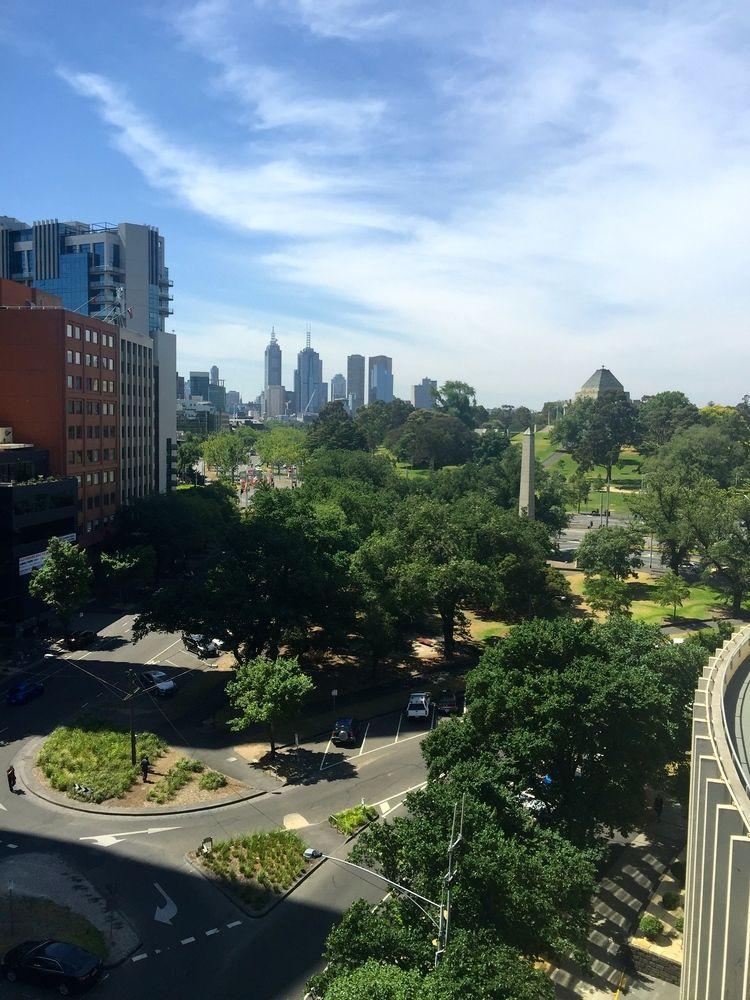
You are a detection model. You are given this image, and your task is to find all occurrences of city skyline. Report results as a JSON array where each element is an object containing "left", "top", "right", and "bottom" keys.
[{"left": 3, "top": 3, "right": 749, "bottom": 406}]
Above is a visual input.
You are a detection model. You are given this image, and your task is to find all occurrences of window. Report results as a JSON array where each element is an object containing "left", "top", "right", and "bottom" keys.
[
  {"left": 67, "top": 400, "right": 75, "bottom": 414},
  {"left": 86, "top": 473, "right": 92, "bottom": 485},
  {"left": 68, "top": 450, "right": 76, "bottom": 463},
  {"left": 92, "top": 330, "right": 98, "bottom": 344},
  {"left": 86, "top": 522, "right": 93, "bottom": 534},
  {"left": 85, "top": 328, "right": 91, "bottom": 342},
  {"left": 68, "top": 426, "right": 76, "bottom": 440},
  {"left": 92, "top": 472, "right": 100, "bottom": 485},
  {"left": 93, "top": 379, "right": 99, "bottom": 391},
  {"left": 66, "top": 323, "right": 73, "bottom": 338},
  {"left": 76, "top": 476, "right": 82, "bottom": 486},
  {"left": 94, "top": 494, "right": 101, "bottom": 507},
  {"left": 74, "top": 376, "right": 82, "bottom": 390},
  {"left": 74, "top": 326, "right": 81, "bottom": 340},
  {"left": 75, "top": 352, "right": 81, "bottom": 365},
  {"left": 67, "top": 375, "right": 73, "bottom": 389},
  {"left": 66, "top": 350, "right": 73, "bottom": 363},
  {"left": 87, "top": 497, "right": 93, "bottom": 510}
]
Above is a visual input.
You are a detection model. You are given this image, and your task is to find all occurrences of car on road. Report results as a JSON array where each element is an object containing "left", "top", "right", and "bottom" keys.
[
  {"left": 64, "top": 630, "right": 98, "bottom": 651},
  {"left": 406, "top": 692, "right": 431, "bottom": 722},
  {"left": 138, "top": 670, "right": 177, "bottom": 697},
  {"left": 331, "top": 717, "right": 359, "bottom": 746},
  {"left": 6, "top": 680, "right": 44, "bottom": 706},
  {"left": 183, "top": 634, "right": 220, "bottom": 658},
  {"left": 1, "top": 939, "right": 102, "bottom": 994},
  {"left": 436, "top": 690, "right": 460, "bottom": 715}
]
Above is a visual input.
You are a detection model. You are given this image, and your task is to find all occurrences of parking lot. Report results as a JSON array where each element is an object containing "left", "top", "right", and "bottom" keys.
[{"left": 307, "top": 704, "right": 441, "bottom": 772}]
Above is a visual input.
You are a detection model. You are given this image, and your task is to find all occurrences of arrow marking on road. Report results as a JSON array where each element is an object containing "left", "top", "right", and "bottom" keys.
[
  {"left": 80, "top": 826, "right": 180, "bottom": 848},
  {"left": 0, "top": 803, "right": 7, "bottom": 811},
  {"left": 154, "top": 883, "right": 178, "bottom": 925}
]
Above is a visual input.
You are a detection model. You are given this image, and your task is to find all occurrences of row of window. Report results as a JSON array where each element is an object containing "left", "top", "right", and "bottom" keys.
[
  {"left": 67, "top": 425, "right": 117, "bottom": 440},
  {"left": 74, "top": 470, "right": 117, "bottom": 487},
  {"left": 67, "top": 449, "right": 117, "bottom": 465},
  {"left": 67, "top": 400, "right": 116, "bottom": 415},
  {"left": 66, "top": 323, "right": 116, "bottom": 348},
  {"left": 85, "top": 515, "right": 115, "bottom": 534},
  {"left": 83, "top": 492, "right": 116, "bottom": 510},
  {"left": 65, "top": 350, "right": 116, "bottom": 371},
  {"left": 66, "top": 376, "right": 116, "bottom": 392}
]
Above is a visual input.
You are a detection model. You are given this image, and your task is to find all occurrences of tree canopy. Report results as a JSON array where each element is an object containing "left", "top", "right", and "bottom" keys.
[
  {"left": 201, "top": 430, "right": 247, "bottom": 482},
  {"left": 28, "top": 537, "right": 93, "bottom": 637},
  {"left": 307, "top": 401, "right": 367, "bottom": 452},
  {"left": 225, "top": 655, "right": 313, "bottom": 755},
  {"left": 552, "top": 391, "right": 638, "bottom": 479},
  {"left": 576, "top": 525, "right": 644, "bottom": 579},
  {"left": 391, "top": 410, "right": 476, "bottom": 469}
]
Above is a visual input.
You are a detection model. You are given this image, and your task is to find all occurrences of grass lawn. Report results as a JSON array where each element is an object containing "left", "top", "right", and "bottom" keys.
[
  {"left": 466, "top": 611, "right": 510, "bottom": 641},
  {"left": 0, "top": 896, "right": 108, "bottom": 959},
  {"left": 546, "top": 445, "right": 644, "bottom": 517},
  {"left": 37, "top": 720, "right": 167, "bottom": 803},
  {"left": 511, "top": 429, "right": 558, "bottom": 463},
  {"left": 329, "top": 803, "right": 378, "bottom": 836},
  {"left": 200, "top": 830, "right": 307, "bottom": 910}
]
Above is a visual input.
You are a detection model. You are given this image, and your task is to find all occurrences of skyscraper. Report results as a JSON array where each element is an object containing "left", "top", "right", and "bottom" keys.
[
  {"left": 368, "top": 355, "right": 392, "bottom": 404},
  {"left": 0, "top": 217, "right": 176, "bottom": 494},
  {"left": 189, "top": 371, "right": 210, "bottom": 401},
  {"left": 331, "top": 373, "right": 347, "bottom": 401},
  {"left": 210, "top": 365, "right": 219, "bottom": 385},
  {"left": 413, "top": 377, "right": 437, "bottom": 409},
  {"left": 264, "top": 328, "right": 282, "bottom": 389},
  {"left": 293, "top": 331, "right": 325, "bottom": 416},
  {"left": 347, "top": 354, "right": 365, "bottom": 413}
]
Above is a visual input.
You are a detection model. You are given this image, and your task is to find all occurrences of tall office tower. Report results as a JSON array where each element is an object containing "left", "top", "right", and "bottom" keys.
[
  {"left": 121, "top": 328, "right": 155, "bottom": 502},
  {"left": 331, "top": 373, "right": 347, "bottom": 401},
  {"left": 264, "top": 328, "right": 282, "bottom": 389},
  {"left": 346, "top": 354, "right": 365, "bottom": 414},
  {"left": 0, "top": 217, "right": 176, "bottom": 494},
  {"left": 293, "top": 331, "right": 324, "bottom": 416},
  {"left": 210, "top": 365, "right": 219, "bottom": 386},
  {"left": 189, "top": 371, "right": 210, "bottom": 401},
  {"left": 176, "top": 374, "right": 185, "bottom": 399},
  {"left": 368, "top": 355, "right": 392, "bottom": 404},
  {"left": 208, "top": 381, "right": 226, "bottom": 413},
  {"left": 225, "top": 390, "right": 241, "bottom": 412},
  {"left": 369, "top": 356, "right": 394, "bottom": 404},
  {"left": 413, "top": 377, "right": 437, "bottom": 409}
]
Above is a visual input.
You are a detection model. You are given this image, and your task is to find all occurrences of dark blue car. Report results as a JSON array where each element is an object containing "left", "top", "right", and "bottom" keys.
[{"left": 6, "top": 680, "right": 44, "bottom": 706}]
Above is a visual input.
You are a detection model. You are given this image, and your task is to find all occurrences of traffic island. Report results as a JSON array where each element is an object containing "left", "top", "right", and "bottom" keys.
[{"left": 188, "top": 830, "right": 319, "bottom": 917}]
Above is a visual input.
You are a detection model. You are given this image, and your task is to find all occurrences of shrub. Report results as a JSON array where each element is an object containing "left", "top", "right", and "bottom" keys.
[
  {"left": 675, "top": 916, "right": 684, "bottom": 933},
  {"left": 329, "top": 804, "right": 378, "bottom": 837},
  {"left": 639, "top": 915, "right": 664, "bottom": 941},
  {"left": 661, "top": 891, "right": 681, "bottom": 911},
  {"left": 201, "top": 830, "right": 306, "bottom": 909},
  {"left": 199, "top": 771, "right": 227, "bottom": 791},
  {"left": 148, "top": 757, "right": 205, "bottom": 803}
]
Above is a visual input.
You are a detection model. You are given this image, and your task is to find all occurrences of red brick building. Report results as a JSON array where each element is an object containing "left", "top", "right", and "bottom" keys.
[{"left": 0, "top": 278, "right": 120, "bottom": 545}]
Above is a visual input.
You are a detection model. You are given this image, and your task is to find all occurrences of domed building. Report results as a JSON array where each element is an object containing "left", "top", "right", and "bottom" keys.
[{"left": 574, "top": 367, "right": 629, "bottom": 402}]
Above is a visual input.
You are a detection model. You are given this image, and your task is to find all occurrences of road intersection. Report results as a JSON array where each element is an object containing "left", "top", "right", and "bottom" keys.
[{"left": 0, "top": 613, "right": 431, "bottom": 999}]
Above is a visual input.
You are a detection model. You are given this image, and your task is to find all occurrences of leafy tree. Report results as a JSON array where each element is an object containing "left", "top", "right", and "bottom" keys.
[
  {"left": 307, "top": 401, "right": 367, "bottom": 452},
  {"left": 225, "top": 655, "right": 313, "bottom": 755},
  {"left": 628, "top": 469, "right": 696, "bottom": 572},
  {"left": 582, "top": 572, "right": 632, "bottom": 617},
  {"left": 637, "top": 391, "right": 699, "bottom": 455},
  {"left": 472, "top": 428, "right": 510, "bottom": 466},
  {"left": 255, "top": 424, "right": 307, "bottom": 471},
  {"left": 569, "top": 469, "right": 591, "bottom": 513},
  {"left": 433, "top": 381, "right": 479, "bottom": 428},
  {"left": 655, "top": 571, "right": 691, "bottom": 621},
  {"left": 462, "top": 617, "right": 701, "bottom": 841},
  {"left": 552, "top": 391, "right": 638, "bottom": 481},
  {"left": 355, "top": 399, "right": 414, "bottom": 451},
  {"left": 28, "top": 537, "right": 93, "bottom": 639},
  {"left": 101, "top": 545, "right": 156, "bottom": 599},
  {"left": 176, "top": 434, "right": 202, "bottom": 482},
  {"left": 392, "top": 410, "right": 475, "bottom": 469},
  {"left": 576, "top": 526, "right": 644, "bottom": 579},
  {"left": 648, "top": 423, "right": 746, "bottom": 488},
  {"left": 322, "top": 962, "right": 424, "bottom": 1000},
  {"left": 201, "top": 431, "right": 247, "bottom": 482},
  {"left": 429, "top": 930, "right": 554, "bottom": 1000}
]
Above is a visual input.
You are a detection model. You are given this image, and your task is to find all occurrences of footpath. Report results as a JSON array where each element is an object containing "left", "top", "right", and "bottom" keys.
[{"left": 549, "top": 801, "right": 685, "bottom": 999}]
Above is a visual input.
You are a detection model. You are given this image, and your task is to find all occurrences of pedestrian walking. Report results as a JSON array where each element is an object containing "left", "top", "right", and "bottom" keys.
[
  {"left": 6, "top": 765, "right": 16, "bottom": 794},
  {"left": 653, "top": 794, "right": 664, "bottom": 820},
  {"left": 140, "top": 756, "right": 150, "bottom": 783}
]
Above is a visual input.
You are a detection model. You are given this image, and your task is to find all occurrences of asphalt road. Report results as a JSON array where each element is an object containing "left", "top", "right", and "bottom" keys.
[{"left": 0, "top": 613, "right": 430, "bottom": 1000}]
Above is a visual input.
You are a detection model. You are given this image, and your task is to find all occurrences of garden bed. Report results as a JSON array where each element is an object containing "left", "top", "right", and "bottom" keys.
[
  {"left": 196, "top": 830, "right": 309, "bottom": 912},
  {"left": 329, "top": 804, "right": 378, "bottom": 836}
]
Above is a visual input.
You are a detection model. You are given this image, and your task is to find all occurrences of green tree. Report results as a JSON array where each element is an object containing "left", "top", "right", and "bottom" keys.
[
  {"left": 433, "top": 381, "right": 479, "bottom": 428},
  {"left": 569, "top": 469, "right": 591, "bottom": 513},
  {"left": 552, "top": 391, "right": 638, "bottom": 481},
  {"left": 649, "top": 423, "right": 746, "bottom": 488},
  {"left": 307, "top": 402, "right": 367, "bottom": 452},
  {"left": 392, "top": 410, "right": 475, "bottom": 469},
  {"left": 101, "top": 545, "right": 156, "bottom": 600},
  {"left": 176, "top": 434, "right": 202, "bottom": 482},
  {"left": 576, "top": 526, "right": 644, "bottom": 579},
  {"left": 355, "top": 400, "right": 413, "bottom": 451},
  {"left": 472, "top": 427, "right": 510, "bottom": 466},
  {"left": 637, "top": 391, "right": 699, "bottom": 455},
  {"left": 323, "top": 962, "right": 424, "bottom": 1000},
  {"left": 201, "top": 431, "right": 248, "bottom": 482},
  {"left": 582, "top": 572, "right": 632, "bottom": 616},
  {"left": 255, "top": 424, "right": 307, "bottom": 471},
  {"left": 28, "top": 537, "right": 93, "bottom": 639},
  {"left": 655, "top": 571, "right": 691, "bottom": 621},
  {"left": 629, "top": 469, "right": 696, "bottom": 573},
  {"left": 225, "top": 655, "right": 313, "bottom": 756},
  {"left": 682, "top": 480, "right": 750, "bottom": 615}
]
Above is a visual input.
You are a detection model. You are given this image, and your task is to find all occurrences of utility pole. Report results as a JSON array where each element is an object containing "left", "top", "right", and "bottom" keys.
[
  {"left": 435, "top": 793, "right": 464, "bottom": 967},
  {"left": 128, "top": 669, "right": 137, "bottom": 766}
]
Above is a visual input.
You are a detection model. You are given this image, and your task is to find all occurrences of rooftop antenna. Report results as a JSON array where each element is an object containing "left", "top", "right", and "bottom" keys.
[
  {"left": 306, "top": 325, "right": 311, "bottom": 350},
  {"left": 270, "top": 326, "right": 276, "bottom": 343}
]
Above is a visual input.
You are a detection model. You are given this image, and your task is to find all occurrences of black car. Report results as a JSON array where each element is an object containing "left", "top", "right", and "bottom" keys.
[
  {"left": 331, "top": 717, "right": 359, "bottom": 746},
  {"left": 64, "top": 630, "right": 98, "bottom": 651},
  {"left": 2, "top": 940, "right": 102, "bottom": 994},
  {"left": 436, "top": 690, "right": 460, "bottom": 715},
  {"left": 6, "top": 680, "right": 45, "bottom": 706}
]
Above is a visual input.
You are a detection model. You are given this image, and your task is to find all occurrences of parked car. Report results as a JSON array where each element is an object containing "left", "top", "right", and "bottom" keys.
[
  {"left": 331, "top": 717, "right": 359, "bottom": 746},
  {"left": 64, "top": 630, "right": 98, "bottom": 651},
  {"left": 6, "top": 680, "right": 44, "bottom": 706},
  {"left": 138, "top": 670, "right": 177, "bottom": 697},
  {"left": 1, "top": 940, "right": 102, "bottom": 994},
  {"left": 519, "top": 790, "right": 546, "bottom": 816},
  {"left": 183, "top": 634, "right": 220, "bottom": 658},
  {"left": 436, "top": 690, "right": 460, "bottom": 716},
  {"left": 406, "top": 692, "right": 431, "bottom": 722}
]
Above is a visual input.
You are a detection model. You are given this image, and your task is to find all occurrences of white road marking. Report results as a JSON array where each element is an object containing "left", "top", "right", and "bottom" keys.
[
  {"left": 319, "top": 737, "right": 332, "bottom": 771},
  {"left": 154, "top": 883, "right": 178, "bottom": 925},
  {"left": 358, "top": 722, "right": 371, "bottom": 756},
  {"left": 132, "top": 954, "right": 148, "bottom": 963},
  {"left": 146, "top": 637, "right": 183, "bottom": 665},
  {"left": 0, "top": 803, "right": 6, "bottom": 812},
  {"left": 181, "top": 937, "right": 196, "bottom": 945},
  {"left": 321, "top": 730, "right": 425, "bottom": 771},
  {"left": 6, "top": 843, "right": 18, "bottom": 849},
  {"left": 227, "top": 920, "right": 242, "bottom": 928},
  {"left": 225, "top": 756, "right": 237, "bottom": 762},
  {"left": 395, "top": 713, "right": 402, "bottom": 743},
  {"left": 205, "top": 928, "right": 219, "bottom": 936},
  {"left": 80, "top": 826, "right": 180, "bottom": 848},
  {"left": 379, "top": 801, "right": 391, "bottom": 814},
  {"left": 371, "top": 781, "right": 428, "bottom": 809}
]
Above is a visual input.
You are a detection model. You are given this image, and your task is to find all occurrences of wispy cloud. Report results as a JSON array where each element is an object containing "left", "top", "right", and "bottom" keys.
[{"left": 58, "top": 2, "right": 750, "bottom": 404}]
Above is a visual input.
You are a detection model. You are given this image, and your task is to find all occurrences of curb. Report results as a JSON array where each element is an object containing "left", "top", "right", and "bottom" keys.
[{"left": 15, "top": 737, "right": 270, "bottom": 817}]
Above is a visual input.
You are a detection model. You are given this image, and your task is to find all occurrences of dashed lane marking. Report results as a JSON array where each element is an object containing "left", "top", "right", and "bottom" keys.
[
  {"left": 205, "top": 928, "right": 219, "bottom": 936},
  {"left": 379, "top": 801, "right": 391, "bottom": 814},
  {"left": 132, "top": 954, "right": 148, "bottom": 963},
  {"left": 181, "top": 937, "right": 196, "bottom": 945},
  {"left": 227, "top": 921, "right": 242, "bottom": 928}
]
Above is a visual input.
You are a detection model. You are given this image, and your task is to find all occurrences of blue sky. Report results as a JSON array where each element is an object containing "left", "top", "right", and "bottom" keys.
[{"left": 2, "top": 1, "right": 749, "bottom": 406}]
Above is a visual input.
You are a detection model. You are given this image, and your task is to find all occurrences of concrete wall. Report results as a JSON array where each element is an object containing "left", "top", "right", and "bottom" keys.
[{"left": 682, "top": 625, "right": 750, "bottom": 999}]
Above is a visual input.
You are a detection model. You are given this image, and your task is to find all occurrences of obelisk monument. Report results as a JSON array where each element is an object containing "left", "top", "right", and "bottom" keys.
[{"left": 518, "top": 425, "right": 535, "bottom": 519}]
